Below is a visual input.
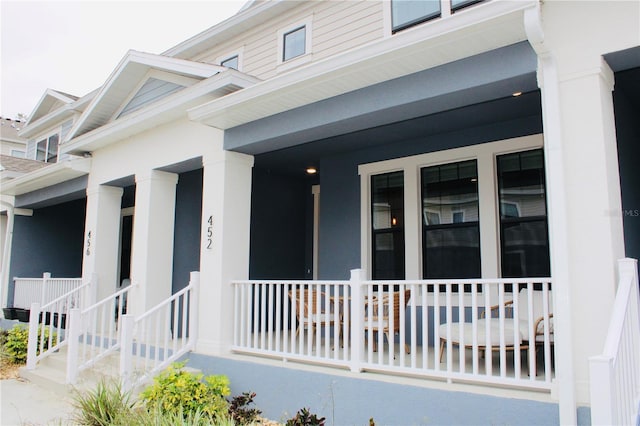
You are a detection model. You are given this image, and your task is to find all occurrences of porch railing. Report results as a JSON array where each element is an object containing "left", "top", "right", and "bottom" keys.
[
  {"left": 120, "top": 271, "right": 199, "bottom": 391},
  {"left": 589, "top": 258, "right": 640, "bottom": 425},
  {"left": 13, "top": 273, "right": 83, "bottom": 309},
  {"left": 232, "top": 270, "right": 554, "bottom": 391},
  {"left": 66, "top": 284, "right": 132, "bottom": 384},
  {"left": 25, "top": 275, "right": 94, "bottom": 369}
]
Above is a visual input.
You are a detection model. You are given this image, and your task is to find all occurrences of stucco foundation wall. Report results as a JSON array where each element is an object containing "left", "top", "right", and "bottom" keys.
[{"left": 184, "top": 353, "right": 590, "bottom": 425}]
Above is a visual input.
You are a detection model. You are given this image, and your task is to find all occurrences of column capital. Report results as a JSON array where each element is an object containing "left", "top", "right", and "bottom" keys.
[
  {"left": 202, "top": 150, "right": 254, "bottom": 169},
  {"left": 135, "top": 170, "right": 179, "bottom": 186},
  {"left": 86, "top": 185, "right": 124, "bottom": 198}
]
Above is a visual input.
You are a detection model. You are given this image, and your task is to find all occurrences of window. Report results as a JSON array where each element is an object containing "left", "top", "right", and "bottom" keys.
[
  {"left": 421, "top": 160, "right": 480, "bottom": 279},
  {"left": 451, "top": 0, "right": 483, "bottom": 13},
  {"left": 371, "top": 171, "right": 405, "bottom": 280},
  {"left": 10, "top": 149, "right": 25, "bottom": 158},
  {"left": 391, "top": 0, "right": 440, "bottom": 33},
  {"left": 221, "top": 55, "right": 239, "bottom": 70},
  {"left": 497, "top": 149, "right": 550, "bottom": 278},
  {"left": 35, "top": 133, "right": 59, "bottom": 163},
  {"left": 278, "top": 18, "right": 312, "bottom": 66},
  {"left": 283, "top": 26, "right": 306, "bottom": 61}
]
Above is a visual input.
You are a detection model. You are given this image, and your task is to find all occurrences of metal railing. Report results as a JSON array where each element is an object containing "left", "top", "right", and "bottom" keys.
[
  {"left": 589, "top": 258, "right": 640, "bottom": 425},
  {"left": 25, "top": 275, "right": 94, "bottom": 369},
  {"left": 13, "top": 273, "right": 83, "bottom": 309},
  {"left": 232, "top": 270, "right": 554, "bottom": 391}
]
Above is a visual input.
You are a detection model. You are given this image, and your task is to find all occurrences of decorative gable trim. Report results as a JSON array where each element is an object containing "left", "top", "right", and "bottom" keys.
[{"left": 66, "top": 50, "right": 225, "bottom": 141}]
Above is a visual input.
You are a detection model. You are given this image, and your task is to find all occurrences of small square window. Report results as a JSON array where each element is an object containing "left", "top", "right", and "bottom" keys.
[{"left": 283, "top": 25, "right": 306, "bottom": 61}]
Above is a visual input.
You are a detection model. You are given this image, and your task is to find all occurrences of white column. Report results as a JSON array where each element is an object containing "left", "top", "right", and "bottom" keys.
[
  {"left": 129, "top": 170, "right": 179, "bottom": 317},
  {"left": 197, "top": 150, "right": 254, "bottom": 354},
  {"left": 82, "top": 185, "right": 123, "bottom": 302},
  {"left": 553, "top": 59, "right": 624, "bottom": 402}
]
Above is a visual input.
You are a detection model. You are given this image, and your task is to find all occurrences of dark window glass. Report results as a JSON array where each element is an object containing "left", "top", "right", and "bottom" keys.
[
  {"left": 221, "top": 55, "right": 239, "bottom": 70},
  {"left": 47, "top": 134, "right": 59, "bottom": 163},
  {"left": 36, "top": 139, "right": 46, "bottom": 161},
  {"left": 392, "top": 0, "right": 440, "bottom": 33},
  {"left": 451, "top": 0, "right": 483, "bottom": 12},
  {"left": 283, "top": 26, "right": 306, "bottom": 61},
  {"left": 372, "top": 171, "right": 405, "bottom": 280},
  {"left": 422, "top": 160, "right": 480, "bottom": 281},
  {"left": 497, "top": 149, "right": 550, "bottom": 278}
]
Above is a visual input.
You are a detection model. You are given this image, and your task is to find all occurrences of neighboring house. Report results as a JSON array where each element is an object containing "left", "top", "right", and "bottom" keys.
[
  {"left": 0, "top": 117, "right": 27, "bottom": 158},
  {"left": 1, "top": 1, "right": 639, "bottom": 424}
]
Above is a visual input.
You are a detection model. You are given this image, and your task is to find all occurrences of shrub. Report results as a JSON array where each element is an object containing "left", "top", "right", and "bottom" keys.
[
  {"left": 286, "top": 407, "right": 325, "bottom": 426},
  {"left": 3, "top": 325, "right": 57, "bottom": 364},
  {"left": 140, "top": 361, "right": 230, "bottom": 421},
  {"left": 228, "top": 391, "right": 262, "bottom": 425},
  {"left": 72, "top": 379, "right": 136, "bottom": 426}
]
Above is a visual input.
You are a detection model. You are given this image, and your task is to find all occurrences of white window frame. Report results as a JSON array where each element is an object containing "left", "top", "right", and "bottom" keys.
[
  {"left": 358, "top": 133, "right": 544, "bottom": 284},
  {"left": 34, "top": 132, "right": 60, "bottom": 163},
  {"left": 216, "top": 47, "right": 244, "bottom": 71},
  {"left": 277, "top": 16, "right": 313, "bottom": 71}
]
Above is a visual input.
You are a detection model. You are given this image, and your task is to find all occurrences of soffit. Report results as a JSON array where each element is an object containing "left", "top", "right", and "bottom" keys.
[
  {"left": 65, "top": 50, "right": 226, "bottom": 141},
  {"left": 189, "top": 0, "right": 535, "bottom": 130}
]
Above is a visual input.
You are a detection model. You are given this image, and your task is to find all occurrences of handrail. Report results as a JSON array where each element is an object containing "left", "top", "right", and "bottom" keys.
[
  {"left": 589, "top": 258, "right": 640, "bottom": 426},
  {"left": 120, "top": 271, "right": 200, "bottom": 390},
  {"left": 26, "top": 278, "right": 91, "bottom": 370}
]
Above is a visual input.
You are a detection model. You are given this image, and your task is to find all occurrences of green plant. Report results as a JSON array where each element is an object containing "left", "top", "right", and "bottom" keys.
[
  {"left": 140, "top": 361, "right": 231, "bottom": 420},
  {"left": 286, "top": 408, "right": 325, "bottom": 426},
  {"left": 228, "top": 391, "right": 262, "bottom": 425},
  {"left": 72, "top": 379, "right": 136, "bottom": 426},
  {"left": 3, "top": 325, "right": 57, "bottom": 364}
]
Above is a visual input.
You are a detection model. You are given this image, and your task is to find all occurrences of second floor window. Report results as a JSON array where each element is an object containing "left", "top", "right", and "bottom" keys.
[
  {"left": 283, "top": 25, "right": 306, "bottom": 61},
  {"left": 36, "top": 133, "right": 59, "bottom": 163},
  {"left": 392, "top": 0, "right": 441, "bottom": 33}
]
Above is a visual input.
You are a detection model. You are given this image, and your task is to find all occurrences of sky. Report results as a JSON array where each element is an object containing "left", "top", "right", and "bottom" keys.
[{"left": 0, "top": 0, "right": 245, "bottom": 120}]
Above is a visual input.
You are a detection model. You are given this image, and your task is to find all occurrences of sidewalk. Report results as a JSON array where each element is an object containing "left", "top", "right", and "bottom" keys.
[{"left": 0, "top": 376, "right": 76, "bottom": 425}]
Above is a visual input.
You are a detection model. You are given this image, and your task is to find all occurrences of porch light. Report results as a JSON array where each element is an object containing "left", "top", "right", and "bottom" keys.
[
  {"left": 512, "top": 91, "right": 523, "bottom": 97},
  {"left": 392, "top": 217, "right": 397, "bottom": 226},
  {"left": 306, "top": 167, "right": 317, "bottom": 175}
]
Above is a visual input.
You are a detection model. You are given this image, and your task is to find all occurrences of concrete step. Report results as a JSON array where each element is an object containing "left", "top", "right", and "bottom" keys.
[{"left": 21, "top": 345, "right": 198, "bottom": 397}]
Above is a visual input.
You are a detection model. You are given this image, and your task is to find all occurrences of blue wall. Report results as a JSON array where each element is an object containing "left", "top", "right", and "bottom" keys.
[
  {"left": 614, "top": 70, "right": 640, "bottom": 264},
  {"left": 8, "top": 198, "right": 86, "bottom": 305},
  {"left": 172, "top": 169, "right": 203, "bottom": 292},
  {"left": 318, "top": 114, "right": 543, "bottom": 279}
]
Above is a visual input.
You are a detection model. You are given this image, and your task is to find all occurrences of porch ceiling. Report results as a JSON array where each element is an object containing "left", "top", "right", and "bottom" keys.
[{"left": 253, "top": 90, "right": 542, "bottom": 176}]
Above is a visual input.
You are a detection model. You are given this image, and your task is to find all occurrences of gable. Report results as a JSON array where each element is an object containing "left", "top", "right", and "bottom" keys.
[
  {"left": 27, "top": 89, "right": 78, "bottom": 125},
  {"left": 66, "top": 50, "right": 225, "bottom": 141},
  {"left": 117, "top": 78, "right": 184, "bottom": 118}
]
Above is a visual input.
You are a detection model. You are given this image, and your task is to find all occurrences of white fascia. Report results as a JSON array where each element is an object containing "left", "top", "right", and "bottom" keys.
[
  {"left": 65, "top": 51, "right": 226, "bottom": 142},
  {"left": 0, "top": 158, "right": 91, "bottom": 196},
  {"left": 164, "top": 0, "right": 298, "bottom": 59},
  {"left": 189, "top": 0, "right": 537, "bottom": 129},
  {"left": 60, "top": 70, "right": 261, "bottom": 156},
  {"left": 19, "top": 92, "right": 94, "bottom": 139}
]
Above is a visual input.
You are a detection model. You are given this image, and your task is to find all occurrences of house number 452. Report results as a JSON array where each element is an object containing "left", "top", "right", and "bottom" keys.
[{"left": 206, "top": 216, "right": 213, "bottom": 250}]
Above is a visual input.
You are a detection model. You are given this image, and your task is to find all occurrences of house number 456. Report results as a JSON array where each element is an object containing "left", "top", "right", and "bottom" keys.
[{"left": 206, "top": 216, "right": 213, "bottom": 250}]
